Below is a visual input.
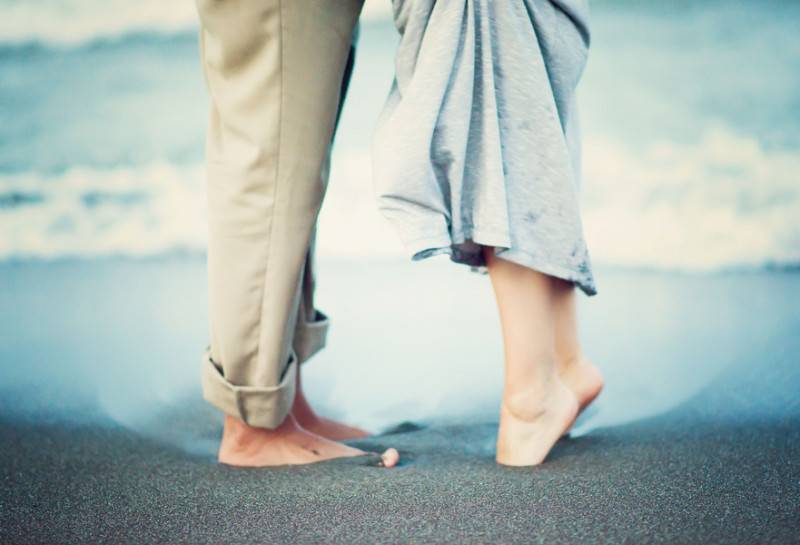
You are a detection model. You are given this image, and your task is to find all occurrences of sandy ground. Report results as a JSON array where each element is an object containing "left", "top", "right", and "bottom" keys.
[{"left": 0, "top": 257, "right": 798, "bottom": 543}]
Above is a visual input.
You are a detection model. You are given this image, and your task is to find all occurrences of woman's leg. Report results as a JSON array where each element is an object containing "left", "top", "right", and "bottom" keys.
[
  {"left": 552, "top": 280, "right": 605, "bottom": 413},
  {"left": 483, "top": 247, "right": 579, "bottom": 466}
]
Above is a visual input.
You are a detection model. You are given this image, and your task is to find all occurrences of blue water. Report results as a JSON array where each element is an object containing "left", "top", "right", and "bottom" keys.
[
  {"left": 0, "top": 0, "right": 798, "bottom": 267},
  {"left": 0, "top": 33, "right": 204, "bottom": 173},
  {"left": 581, "top": 0, "right": 800, "bottom": 149}
]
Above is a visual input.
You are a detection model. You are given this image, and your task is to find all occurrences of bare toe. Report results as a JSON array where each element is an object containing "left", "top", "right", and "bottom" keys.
[{"left": 380, "top": 448, "right": 400, "bottom": 468}]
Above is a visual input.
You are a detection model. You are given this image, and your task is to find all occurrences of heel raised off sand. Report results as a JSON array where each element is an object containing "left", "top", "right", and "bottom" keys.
[
  {"left": 561, "top": 359, "right": 605, "bottom": 414},
  {"left": 496, "top": 381, "right": 579, "bottom": 466}
]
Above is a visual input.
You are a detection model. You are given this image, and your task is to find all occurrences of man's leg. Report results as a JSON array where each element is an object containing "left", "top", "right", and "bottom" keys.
[
  {"left": 290, "top": 224, "right": 370, "bottom": 440},
  {"left": 287, "top": 38, "right": 370, "bottom": 441},
  {"left": 195, "top": 0, "right": 393, "bottom": 466}
]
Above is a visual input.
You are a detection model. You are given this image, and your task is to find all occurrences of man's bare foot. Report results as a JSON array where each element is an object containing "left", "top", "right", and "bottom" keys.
[
  {"left": 291, "top": 371, "right": 370, "bottom": 441},
  {"left": 559, "top": 358, "right": 604, "bottom": 413},
  {"left": 496, "top": 380, "right": 579, "bottom": 466},
  {"left": 298, "top": 415, "right": 370, "bottom": 441},
  {"left": 218, "top": 414, "right": 396, "bottom": 467}
]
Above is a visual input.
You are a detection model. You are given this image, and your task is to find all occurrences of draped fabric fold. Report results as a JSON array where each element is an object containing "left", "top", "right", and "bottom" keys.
[{"left": 373, "top": 0, "right": 597, "bottom": 295}]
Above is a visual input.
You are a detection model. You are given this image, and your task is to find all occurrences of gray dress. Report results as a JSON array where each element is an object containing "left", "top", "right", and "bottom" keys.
[{"left": 372, "top": 0, "right": 597, "bottom": 295}]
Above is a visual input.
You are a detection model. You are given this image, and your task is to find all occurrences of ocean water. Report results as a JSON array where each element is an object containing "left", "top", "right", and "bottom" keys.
[{"left": 0, "top": 0, "right": 798, "bottom": 270}]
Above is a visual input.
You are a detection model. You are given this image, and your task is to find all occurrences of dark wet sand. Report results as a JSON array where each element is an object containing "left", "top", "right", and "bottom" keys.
[
  {"left": 2, "top": 357, "right": 799, "bottom": 544},
  {"left": 1, "top": 415, "right": 798, "bottom": 544},
  {"left": 1, "top": 258, "right": 799, "bottom": 543}
]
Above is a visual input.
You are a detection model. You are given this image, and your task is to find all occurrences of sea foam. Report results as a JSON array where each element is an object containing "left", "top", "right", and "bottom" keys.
[{"left": 0, "top": 126, "right": 797, "bottom": 271}]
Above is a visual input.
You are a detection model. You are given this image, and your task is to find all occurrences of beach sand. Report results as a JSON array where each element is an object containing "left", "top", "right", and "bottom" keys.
[{"left": 1, "top": 257, "right": 798, "bottom": 543}]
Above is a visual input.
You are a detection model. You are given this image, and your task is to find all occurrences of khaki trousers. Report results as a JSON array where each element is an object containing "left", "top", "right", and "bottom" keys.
[{"left": 195, "top": 0, "right": 364, "bottom": 428}]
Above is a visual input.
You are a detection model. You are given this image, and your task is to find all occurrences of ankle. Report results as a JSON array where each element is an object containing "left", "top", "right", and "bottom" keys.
[
  {"left": 291, "top": 398, "right": 320, "bottom": 428},
  {"left": 291, "top": 374, "right": 322, "bottom": 424},
  {"left": 557, "top": 351, "right": 585, "bottom": 373},
  {"left": 502, "top": 376, "right": 560, "bottom": 422}
]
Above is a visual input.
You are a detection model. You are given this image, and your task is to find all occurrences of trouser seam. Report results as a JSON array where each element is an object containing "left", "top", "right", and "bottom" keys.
[{"left": 253, "top": 0, "right": 287, "bottom": 380}]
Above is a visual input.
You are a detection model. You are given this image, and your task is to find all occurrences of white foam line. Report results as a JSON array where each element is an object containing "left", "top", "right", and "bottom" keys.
[{"left": 0, "top": 126, "right": 797, "bottom": 269}]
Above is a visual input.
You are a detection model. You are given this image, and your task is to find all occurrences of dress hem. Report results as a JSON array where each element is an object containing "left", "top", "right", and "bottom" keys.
[{"left": 401, "top": 228, "right": 598, "bottom": 296}]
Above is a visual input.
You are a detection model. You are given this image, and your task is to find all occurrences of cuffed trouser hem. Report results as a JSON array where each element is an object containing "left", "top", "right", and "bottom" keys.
[
  {"left": 293, "top": 309, "right": 330, "bottom": 364},
  {"left": 201, "top": 348, "right": 297, "bottom": 429}
]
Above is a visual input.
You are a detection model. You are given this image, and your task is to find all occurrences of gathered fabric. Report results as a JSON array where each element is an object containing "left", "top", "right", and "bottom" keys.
[{"left": 373, "top": 0, "right": 597, "bottom": 295}]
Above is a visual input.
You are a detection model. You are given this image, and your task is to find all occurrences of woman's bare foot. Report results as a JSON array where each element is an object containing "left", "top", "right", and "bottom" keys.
[
  {"left": 559, "top": 357, "right": 604, "bottom": 414},
  {"left": 218, "top": 414, "right": 396, "bottom": 467},
  {"left": 496, "top": 380, "right": 579, "bottom": 466},
  {"left": 482, "top": 246, "right": 581, "bottom": 466}
]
